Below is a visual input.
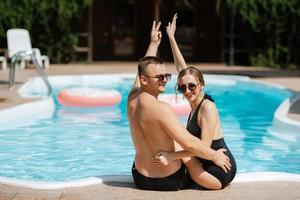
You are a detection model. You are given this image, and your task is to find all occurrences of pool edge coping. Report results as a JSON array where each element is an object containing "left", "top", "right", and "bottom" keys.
[{"left": 273, "top": 92, "right": 300, "bottom": 133}]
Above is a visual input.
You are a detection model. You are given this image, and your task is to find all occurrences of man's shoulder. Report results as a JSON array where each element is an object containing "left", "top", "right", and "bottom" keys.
[
  {"left": 141, "top": 96, "right": 174, "bottom": 116},
  {"left": 157, "top": 99, "right": 172, "bottom": 108},
  {"left": 155, "top": 99, "right": 176, "bottom": 117},
  {"left": 128, "top": 87, "right": 141, "bottom": 101}
]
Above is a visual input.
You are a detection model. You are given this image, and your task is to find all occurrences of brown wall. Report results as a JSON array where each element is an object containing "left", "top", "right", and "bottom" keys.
[
  {"left": 92, "top": 0, "right": 113, "bottom": 60},
  {"left": 90, "top": 0, "right": 224, "bottom": 62},
  {"left": 195, "top": 0, "right": 223, "bottom": 62}
]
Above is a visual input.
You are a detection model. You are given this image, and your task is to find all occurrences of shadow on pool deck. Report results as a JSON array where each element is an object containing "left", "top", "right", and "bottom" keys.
[
  {"left": 0, "top": 62, "right": 300, "bottom": 199},
  {"left": 289, "top": 93, "right": 300, "bottom": 121},
  {"left": 1, "top": 181, "right": 300, "bottom": 200}
]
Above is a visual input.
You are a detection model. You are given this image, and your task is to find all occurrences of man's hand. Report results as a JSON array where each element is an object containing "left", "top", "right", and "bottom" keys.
[
  {"left": 145, "top": 20, "right": 161, "bottom": 56},
  {"left": 150, "top": 21, "right": 162, "bottom": 45},
  {"left": 212, "top": 149, "right": 231, "bottom": 173},
  {"left": 166, "top": 13, "right": 177, "bottom": 38}
]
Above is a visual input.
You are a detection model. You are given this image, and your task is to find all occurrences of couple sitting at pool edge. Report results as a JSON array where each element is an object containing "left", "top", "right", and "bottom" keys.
[{"left": 127, "top": 14, "right": 236, "bottom": 191}]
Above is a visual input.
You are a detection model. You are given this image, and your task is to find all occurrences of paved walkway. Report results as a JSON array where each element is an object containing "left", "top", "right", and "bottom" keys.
[
  {"left": 0, "top": 62, "right": 300, "bottom": 200},
  {"left": 1, "top": 181, "right": 300, "bottom": 200}
]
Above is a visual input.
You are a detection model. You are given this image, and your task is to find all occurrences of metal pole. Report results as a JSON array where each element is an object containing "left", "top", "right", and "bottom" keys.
[
  {"left": 229, "top": 7, "right": 235, "bottom": 66},
  {"left": 8, "top": 50, "right": 52, "bottom": 96},
  {"left": 154, "top": 0, "right": 160, "bottom": 22},
  {"left": 8, "top": 55, "right": 18, "bottom": 89},
  {"left": 88, "top": 3, "right": 93, "bottom": 63},
  {"left": 31, "top": 50, "right": 52, "bottom": 96}
]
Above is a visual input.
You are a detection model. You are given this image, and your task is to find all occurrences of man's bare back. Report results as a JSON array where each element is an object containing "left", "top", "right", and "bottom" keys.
[
  {"left": 128, "top": 90, "right": 182, "bottom": 177},
  {"left": 127, "top": 56, "right": 192, "bottom": 190}
]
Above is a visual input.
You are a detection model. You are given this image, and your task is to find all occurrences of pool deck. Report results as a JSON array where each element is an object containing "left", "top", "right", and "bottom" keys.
[
  {"left": 0, "top": 62, "right": 300, "bottom": 200},
  {"left": 1, "top": 180, "right": 300, "bottom": 200}
]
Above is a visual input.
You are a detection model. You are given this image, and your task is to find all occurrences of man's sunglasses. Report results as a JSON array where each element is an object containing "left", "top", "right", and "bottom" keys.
[
  {"left": 177, "top": 83, "right": 198, "bottom": 93},
  {"left": 144, "top": 73, "right": 172, "bottom": 82}
]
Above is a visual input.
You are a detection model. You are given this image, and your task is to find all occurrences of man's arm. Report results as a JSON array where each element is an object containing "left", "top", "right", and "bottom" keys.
[
  {"left": 166, "top": 14, "right": 187, "bottom": 72},
  {"left": 162, "top": 104, "right": 220, "bottom": 161},
  {"left": 145, "top": 21, "right": 161, "bottom": 56},
  {"left": 157, "top": 102, "right": 231, "bottom": 172},
  {"left": 130, "top": 21, "right": 162, "bottom": 91}
]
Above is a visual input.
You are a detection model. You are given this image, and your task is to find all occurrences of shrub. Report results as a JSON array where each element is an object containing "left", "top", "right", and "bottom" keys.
[
  {"left": 0, "top": 0, "right": 92, "bottom": 63},
  {"left": 225, "top": 0, "right": 300, "bottom": 69}
]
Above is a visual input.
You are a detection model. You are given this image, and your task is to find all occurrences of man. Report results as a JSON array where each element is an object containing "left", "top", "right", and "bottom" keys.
[{"left": 127, "top": 21, "right": 230, "bottom": 191}]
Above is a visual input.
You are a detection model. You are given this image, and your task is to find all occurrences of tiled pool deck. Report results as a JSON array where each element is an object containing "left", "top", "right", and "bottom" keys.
[{"left": 0, "top": 62, "right": 300, "bottom": 200}]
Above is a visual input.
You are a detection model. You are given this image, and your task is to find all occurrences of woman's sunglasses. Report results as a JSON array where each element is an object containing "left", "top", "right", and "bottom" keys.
[
  {"left": 177, "top": 83, "right": 198, "bottom": 93},
  {"left": 144, "top": 73, "right": 172, "bottom": 82}
]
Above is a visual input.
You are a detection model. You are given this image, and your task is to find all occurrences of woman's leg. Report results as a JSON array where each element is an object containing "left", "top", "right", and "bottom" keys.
[
  {"left": 182, "top": 157, "right": 222, "bottom": 190},
  {"left": 174, "top": 142, "right": 222, "bottom": 190}
]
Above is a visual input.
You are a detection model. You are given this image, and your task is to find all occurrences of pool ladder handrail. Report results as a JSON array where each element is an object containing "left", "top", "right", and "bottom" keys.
[{"left": 9, "top": 48, "right": 52, "bottom": 96}]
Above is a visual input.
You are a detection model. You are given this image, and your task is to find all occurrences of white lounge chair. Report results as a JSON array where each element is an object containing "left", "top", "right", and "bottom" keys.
[
  {"left": 7, "top": 29, "right": 52, "bottom": 95},
  {"left": 7, "top": 28, "right": 50, "bottom": 69}
]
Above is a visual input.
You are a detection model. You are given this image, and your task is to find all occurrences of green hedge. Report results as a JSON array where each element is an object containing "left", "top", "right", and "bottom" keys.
[
  {"left": 0, "top": 0, "right": 92, "bottom": 63},
  {"left": 226, "top": 0, "right": 300, "bottom": 69}
]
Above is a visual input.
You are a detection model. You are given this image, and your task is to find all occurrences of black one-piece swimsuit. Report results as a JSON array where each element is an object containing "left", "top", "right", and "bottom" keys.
[{"left": 187, "top": 94, "right": 236, "bottom": 188}]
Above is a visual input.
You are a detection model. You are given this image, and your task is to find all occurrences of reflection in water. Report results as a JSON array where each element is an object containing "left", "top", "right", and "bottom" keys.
[{"left": 56, "top": 106, "right": 122, "bottom": 124}]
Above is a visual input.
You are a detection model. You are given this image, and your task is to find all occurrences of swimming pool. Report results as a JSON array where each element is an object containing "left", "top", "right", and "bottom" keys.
[{"left": 0, "top": 74, "right": 299, "bottom": 182}]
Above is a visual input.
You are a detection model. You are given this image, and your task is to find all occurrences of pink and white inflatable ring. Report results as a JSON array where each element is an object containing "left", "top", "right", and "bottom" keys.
[
  {"left": 159, "top": 94, "right": 191, "bottom": 116},
  {"left": 57, "top": 87, "right": 122, "bottom": 107}
]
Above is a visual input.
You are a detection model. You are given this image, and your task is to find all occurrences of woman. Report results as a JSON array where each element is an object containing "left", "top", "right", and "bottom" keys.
[{"left": 153, "top": 14, "right": 236, "bottom": 189}]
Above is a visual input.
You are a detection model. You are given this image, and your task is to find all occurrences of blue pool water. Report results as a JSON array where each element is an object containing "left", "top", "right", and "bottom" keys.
[{"left": 0, "top": 74, "right": 299, "bottom": 182}]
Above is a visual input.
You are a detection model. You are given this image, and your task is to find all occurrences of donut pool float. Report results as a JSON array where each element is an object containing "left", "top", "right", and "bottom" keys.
[
  {"left": 57, "top": 87, "right": 122, "bottom": 107},
  {"left": 159, "top": 94, "right": 191, "bottom": 115}
]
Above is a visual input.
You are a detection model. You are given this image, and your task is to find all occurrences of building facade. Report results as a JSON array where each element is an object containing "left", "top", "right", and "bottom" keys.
[{"left": 78, "top": 0, "right": 249, "bottom": 64}]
